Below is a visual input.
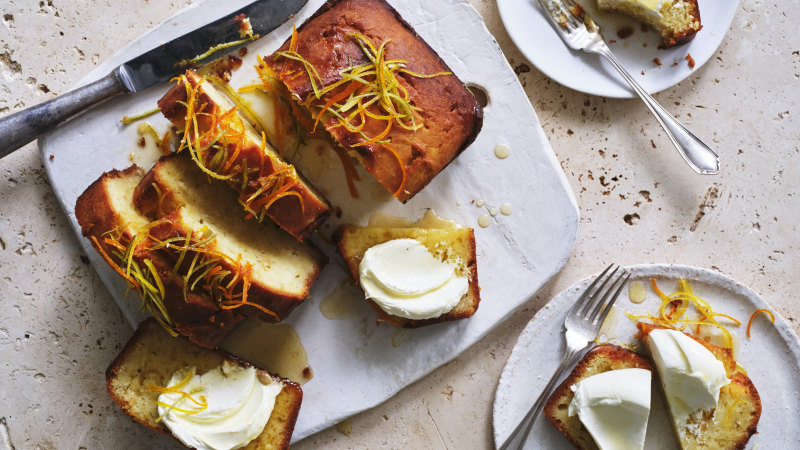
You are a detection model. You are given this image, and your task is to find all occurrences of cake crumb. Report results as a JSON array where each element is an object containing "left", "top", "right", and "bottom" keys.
[
  {"left": 653, "top": 58, "right": 662, "bottom": 66},
  {"left": 49, "top": 154, "right": 54, "bottom": 160},
  {"left": 686, "top": 53, "right": 696, "bottom": 69},
  {"left": 617, "top": 27, "right": 634, "bottom": 39}
]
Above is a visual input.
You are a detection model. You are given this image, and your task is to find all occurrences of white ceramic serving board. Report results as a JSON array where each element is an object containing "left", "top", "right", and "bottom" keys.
[
  {"left": 494, "top": 264, "right": 800, "bottom": 449},
  {"left": 40, "top": 0, "right": 579, "bottom": 442}
]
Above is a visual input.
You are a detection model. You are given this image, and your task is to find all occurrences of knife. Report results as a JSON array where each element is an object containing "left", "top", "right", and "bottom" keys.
[{"left": 0, "top": 0, "right": 308, "bottom": 159}]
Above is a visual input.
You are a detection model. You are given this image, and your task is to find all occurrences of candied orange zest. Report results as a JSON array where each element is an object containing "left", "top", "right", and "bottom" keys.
[
  {"left": 332, "top": 146, "right": 361, "bottom": 199},
  {"left": 313, "top": 81, "right": 360, "bottom": 132},
  {"left": 91, "top": 236, "right": 139, "bottom": 286},
  {"left": 383, "top": 143, "right": 407, "bottom": 196},
  {"left": 352, "top": 119, "right": 392, "bottom": 147},
  {"left": 629, "top": 278, "right": 742, "bottom": 350},
  {"left": 746, "top": 309, "right": 775, "bottom": 338}
]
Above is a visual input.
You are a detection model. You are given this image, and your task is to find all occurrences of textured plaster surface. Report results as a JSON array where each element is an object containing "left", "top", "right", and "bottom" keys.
[{"left": 0, "top": 0, "right": 797, "bottom": 449}]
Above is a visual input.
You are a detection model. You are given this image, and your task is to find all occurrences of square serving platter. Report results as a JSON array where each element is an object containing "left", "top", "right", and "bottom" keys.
[{"left": 39, "top": 0, "right": 579, "bottom": 441}]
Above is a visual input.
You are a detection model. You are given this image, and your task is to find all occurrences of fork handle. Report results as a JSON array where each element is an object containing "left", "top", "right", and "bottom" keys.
[
  {"left": 596, "top": 48, "right": 720, "bottom": 175},
  {"left": 499, "top": 346, "right": 588, "bottom": 450}
]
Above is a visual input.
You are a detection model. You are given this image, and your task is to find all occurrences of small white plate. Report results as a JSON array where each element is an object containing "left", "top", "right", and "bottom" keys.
[
  {"left": 497, "top": 0, "right": 739, "bottom": 98},
  {"left": 493, "top": 264, "right": 800, "bottom": 449}
]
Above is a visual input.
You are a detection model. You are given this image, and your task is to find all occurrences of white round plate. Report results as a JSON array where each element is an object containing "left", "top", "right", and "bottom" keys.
[
  {"left": 493, "top": 264, "right": 800, "bottom": 449},
  {"left": 498, "top": 0, "right": 739, "bottom": 98}
]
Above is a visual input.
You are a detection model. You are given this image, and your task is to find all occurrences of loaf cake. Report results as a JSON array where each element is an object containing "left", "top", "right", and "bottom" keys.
[
  {"left": 335, "top": 223, "right": 479, "bottom": 327},
  {"left": 74, "top": 166, "right": 245, "bottom": 348},
  {"left": 544, "top": 344, "right": 654, "bottom": 450},
  {"left": 637, "top": 323, "right": 761, "bottom": 449},
  {"left": 263, "top": 0, "right": 483, "bottom": 202},
  {"left": 597, "top": 0, "right": 702, "bottom": 47},
  {"left": 158, "top": 69, "right": 331, "bottom": 241},
  {"left": 134, "top": 153, "right": 326, "bottom": 322},
  {"left": 107, "top": 318, "right": 302, "bottom": 450}
]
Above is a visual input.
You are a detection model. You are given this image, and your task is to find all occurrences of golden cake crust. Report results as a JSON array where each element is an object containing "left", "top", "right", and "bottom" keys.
[
  {"left": 134, "top": 154, "right": 326, "bottom": 322},
  {"left": 74, "top": 166, "right": 246, "bottom": 348},
  {"left": 158, "top": 69, "right": 331, "bottom": 241},
  {"left": 264, "top": 0, "right": 483, "bottom": 202},
  {"left": 335, "top": 224, "right": 480, "bottom": 327},
  {"left": 106, "top": 318, "right": 302, "bottom": 450},
  {"left": 543, "top": 344, "right": 653, "bottom": 450}
]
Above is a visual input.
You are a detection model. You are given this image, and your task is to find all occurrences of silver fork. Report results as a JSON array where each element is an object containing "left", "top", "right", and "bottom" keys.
[
  {"left": 499, "top": 264, "right": 631, "bottom": 450},
  {"left": 537, "top": 0, "right": 720, "bottom": 175}
]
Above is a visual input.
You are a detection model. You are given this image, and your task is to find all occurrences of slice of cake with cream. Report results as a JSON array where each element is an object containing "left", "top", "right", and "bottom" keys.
[
  {"left": 637, "top": 323, "right": 761, "bottom": 449},
  {"left": 544, "top": 344, "right": 654, "bottom": 450},
  {"left": 106, "top": 318, "right": 302, "bottom": 450},
  {"left": 568, "top": 368, "right": 651, "bottom": 449},
  {"left": 596, "top": 0, "right": 702, "bottom": 47},
  {"left": 336, "top": 212, "right": 480, "bottom": 327}
]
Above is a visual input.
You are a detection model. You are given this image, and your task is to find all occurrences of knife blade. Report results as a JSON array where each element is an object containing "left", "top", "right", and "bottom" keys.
[{"left": 0, "top": 0, "right": 309, "bottom": 159}]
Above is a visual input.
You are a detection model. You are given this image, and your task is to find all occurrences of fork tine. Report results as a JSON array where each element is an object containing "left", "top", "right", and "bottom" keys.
[
  {"left": 555, "top": 1, "right": 581, "bottom": 29},
  {"left": 591, "top": 271, "right": 630, "bottom": 324},
  {"left": 539, "top": 0, "right": 579, "bottom": 31},
  {"left": 586, "top": 269, "right": 626, "bottom": 319},
  {"left": 569, "top": 263, "right": 614, "bottom": 315},
  {"left": 579, "top": 266, "right": 619, "bottom": 316}
]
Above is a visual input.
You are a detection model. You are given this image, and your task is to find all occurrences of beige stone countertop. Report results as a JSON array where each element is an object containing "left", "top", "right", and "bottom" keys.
[{"left": 1, "top": 0, "right": 798, "bottom": 448}]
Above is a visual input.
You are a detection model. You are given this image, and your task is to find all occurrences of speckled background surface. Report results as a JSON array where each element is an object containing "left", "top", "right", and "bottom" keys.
[{"left": 0, "top": 0, "right": 797, "bottom": 449}]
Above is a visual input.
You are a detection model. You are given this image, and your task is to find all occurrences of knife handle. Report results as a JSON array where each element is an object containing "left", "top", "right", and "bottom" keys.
[{"left": 0, "top": 70, "right": 125, "bottom": 160}]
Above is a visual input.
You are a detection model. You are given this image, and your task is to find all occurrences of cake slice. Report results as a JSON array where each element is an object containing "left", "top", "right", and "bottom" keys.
[
  {"left": 637, "top": 323, "right": 761, "bottom": 449},
  {"left": 263, "top": 0, "right": 483, "bottom": 203},
  {"left": 134, "top": 154, "right": 326, "bottom": 322},
  {"left": 107, "top": 318, "right": 302, "bottom": 450},
  {"left": 74, "top": 166, "right": 245, "bottom": 348},
  {"left": 158, "top": 69, "right": 331, "bottom": 241},
  {"left": 597, "top": 0, "right": 702, "bottom": 47},
  {"left": 335, "top": 222, "right": 479, "bottom": 327},
  {"left": 544, "top": 344, "right": 654, "bottom": 450}
]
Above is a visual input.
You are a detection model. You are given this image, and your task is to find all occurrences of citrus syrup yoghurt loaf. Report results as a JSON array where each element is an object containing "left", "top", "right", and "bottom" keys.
[
  {"left": 263, "top": 0, "right": 483, "bottom": 203},
  {"left": 336, "top": 221, "right": 480, "bottom": 327},
  {"left": 596, "top": 0, "right": 702, "bottom": 47},
  {"left": 74, "top": 166, "right": 245, "bottom": 349},
  {"left": 134, "top": 154, "right": 327, "bottom": 323},
  {"left": 158, "top": 69, "right": 331, "bottom": 241},
  {"left": 107, "top": 318, "right": 302, "bottom": 450},
  {"left": 637, "top": 323, "right": 761, "bottom": 449},
  {"left": 544, "top": 344, "right": 654, "bottom": 450}
]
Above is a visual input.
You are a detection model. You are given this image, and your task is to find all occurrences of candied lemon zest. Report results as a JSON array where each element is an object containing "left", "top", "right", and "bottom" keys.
[
  {"left": 172, "top": 73, "right": 305, "bottom": 218},
  {"left": 271, "top": 31, "right": 452, "bottom": 197},
  {"left": 121, "top": 107, "right": 160, "bottom": 124},
  {"left": 626, "top": 278, "right": 742, "bottom": 350},
  {"left": 149, "top": 368, "right": 208, "bottom": 423}
]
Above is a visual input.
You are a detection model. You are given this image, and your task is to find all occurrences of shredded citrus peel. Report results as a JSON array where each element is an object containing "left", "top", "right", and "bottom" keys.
[
  {"left": 181, "top": 33, "right": 259, "bottom": 67},
  {"left": 121, "top": 107, "right": 160, "bottom": 124},
  {"left": 270, "top": 29, "right": 452, "bottom": 197},
  {"left": 627, "top": 278, "right": 742, "bottom": 350},
  {"left": 149, "top": 368, "right": 208, "bottom": 422},
  {"left": 94, "top": 218, "right": 281, "bottom": 337},
  {"left": 746, "top": 309, "right": 775, "bottom": 338},
  {"left": 173, "top": 73, "right": 305, "bottom": 220}
]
